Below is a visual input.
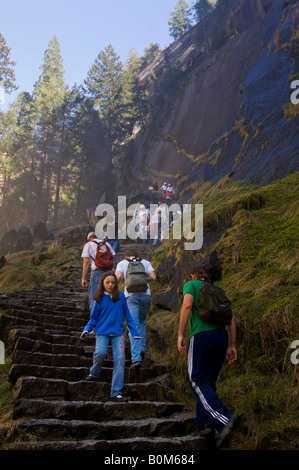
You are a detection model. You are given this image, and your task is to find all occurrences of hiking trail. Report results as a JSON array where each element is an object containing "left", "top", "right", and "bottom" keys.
[{"left": 0, "top": 242, "right": 207, "bottom": 450}]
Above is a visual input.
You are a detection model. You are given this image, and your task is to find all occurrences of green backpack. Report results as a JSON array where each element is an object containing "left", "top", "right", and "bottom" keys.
[
  {"left": 196, "top": 280, "right": 233, "bottom": 325},
  {"left": 125, "top": 258, "right": 148, "bottom": 293}
]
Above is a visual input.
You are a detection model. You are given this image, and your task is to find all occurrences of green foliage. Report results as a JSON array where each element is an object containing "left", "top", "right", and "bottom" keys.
[
  {"left": 147, "top": 173, "right": 299, "bottom": 449},
  {"left": 168, "top": 0, "right": 194, "bottom": 40},
  {"left": 0, "top": 33, "right": 17, "bottom": 94}
]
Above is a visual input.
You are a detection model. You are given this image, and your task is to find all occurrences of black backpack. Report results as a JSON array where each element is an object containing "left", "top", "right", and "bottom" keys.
[
  {"left": 125, "top": 258, "right": 148, "bottom": 293},
  {"left": 196, "top": 280, "right": 232, "bottom": 325}
]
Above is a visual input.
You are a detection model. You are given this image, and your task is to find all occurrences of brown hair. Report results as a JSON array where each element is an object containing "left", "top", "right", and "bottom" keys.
[
  {"left": 125, "top": 248, "right": 138, "bottom": 258},
  {"left": 191, "top": 265, "right": 210, "bottom": 280},
  {"left": 94, "top": 272, "right": 120, "bottom": 302}
]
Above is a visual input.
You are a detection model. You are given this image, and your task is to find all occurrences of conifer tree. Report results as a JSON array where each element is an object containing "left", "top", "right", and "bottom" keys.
[
  {"left": 32, "top": 36, "right": 69, "bottom": 224},
  {"left": 84, "top": 44, "right": 123, "bottom": 149},
  {"left": 168, "top": 0, "right": 193, "bottom": 41},
  {"left": 0, "top": 33, "right": 17, "bottom": 94}
]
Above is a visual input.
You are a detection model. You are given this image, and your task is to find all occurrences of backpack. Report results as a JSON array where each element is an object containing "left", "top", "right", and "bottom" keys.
[
  {"left": 91, "top": 240, "right": 114, "bottom": 270},
  {"left": 196, "top": 280, "right": 232, "bottom": 326},
  {"left": 125, "top": 258, "right": 148, "bottom": 293}
]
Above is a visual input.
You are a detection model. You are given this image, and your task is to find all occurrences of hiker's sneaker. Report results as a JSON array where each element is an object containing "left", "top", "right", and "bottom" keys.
[
  {"left": 216, "top": 413, "right": 241, "bottom": 448},
  {"left": 130, "top": 361, "right": 142, "bottom": 369},
  {"left": 109, "top": 395, "right": 129, "bottom": 402},
  {"left": 86, "top": 375, "right": 97, "bottom": 381}
]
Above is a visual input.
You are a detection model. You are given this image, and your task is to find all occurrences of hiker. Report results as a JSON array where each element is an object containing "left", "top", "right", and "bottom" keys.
[
  {"left": 161, "top": 182, "right": 167, "bottom": 193},
  {"left": 81, "top": 232, "right": 115, "bottom": 312},
  {"left": 81, "top": 272, "right": 140, "bottom": 402},
  {"left": 137, "top": 205, "right": 148, "bottom": 244},
  {"left": 163, "top": 189, "right": 173, "bottom": 206},
  {"left": 115, "top": 248, "right": 156, "bottom": 368},
  {"left": 167, "top": 184, "right": 175, "bottom": 195},
  {"left": 177, "top": 265, "right": 240, "bottom": 448},
  {"left": 148, "top": 203, "right": 168, "bottom": 246},
  {"left": 105, "top": 214, "right": 120, "bottom": 253}
]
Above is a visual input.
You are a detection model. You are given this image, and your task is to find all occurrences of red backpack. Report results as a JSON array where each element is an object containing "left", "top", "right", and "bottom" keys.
[{"left": 91, "top": 240, "right": 114, "bottom": 270}]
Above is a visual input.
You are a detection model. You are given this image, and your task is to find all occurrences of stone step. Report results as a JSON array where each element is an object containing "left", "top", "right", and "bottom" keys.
[
  {"left": 2, "top": 308, "right": 87, "bottom": 328},
  {"left": 12, "top": 335, "right": 85, "bottom": 356},
  {"left": 16, "top": 414, "right": 197, "bottom": 441},
  {"left": 12, "top": 348, "right": 165, "bottom": 370},
  {"left": 12, "top": 351, "right": 92, "bottom": 368},
  {"left": 13, "top": 399, "right": 184, "bottom": 421},
  {"left": 6, "top": 328, "right": 94, "bottom": 348},
  {"left": 8, "top": 362, "right": 166, "bottom": 385},
  {"left": 12, "top": 434, "right": 208, "bottom": 451},
  {"left": 13, "top": 375, "right": 174, "bottom": 402},
  {"left": 0, "top": 300, "right": 87, "bottom": 315},
  {"left": 0, "top": 314, "right": 83, "bottom": 337}
]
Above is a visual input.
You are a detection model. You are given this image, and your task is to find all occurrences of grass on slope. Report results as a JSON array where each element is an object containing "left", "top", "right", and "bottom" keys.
[{"left": 147, "top": 172, "right": 299, "bottom": 450}]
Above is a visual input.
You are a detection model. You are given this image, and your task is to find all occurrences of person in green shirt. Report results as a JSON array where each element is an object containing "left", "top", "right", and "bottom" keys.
[{"left": 177, "top": 265, "right": 240, "bottom": 448}]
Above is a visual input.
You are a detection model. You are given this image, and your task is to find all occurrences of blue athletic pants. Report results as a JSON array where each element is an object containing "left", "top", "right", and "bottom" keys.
[{"left": 187, "top": 329, "right": 233, "bottom": 432}]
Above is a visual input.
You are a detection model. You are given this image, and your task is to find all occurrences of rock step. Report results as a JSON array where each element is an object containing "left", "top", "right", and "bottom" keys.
[
  {"left": 12, "top": 349, "right": 165, "bottom": 371},
  {"left": 13, "top": 399, "right": 184, "bottom": 421},
  {"left": 13, "top": 375, "right": 175, "bottom": 402},
  {"left": 12, "top": 434, "right": 207, "bottom": 451},
  {"left": 0, "top": 314, "right": 83, "bottom": 336},
  {"left": 11, "top": 335, "right": 135, "bottom": 363},
  {"left": 0, "top": 300, "right": 87, "bottom": 314},
  {"left": 16, "top": 414, "right": 197, "bottom": 441},
  {"left": 1, "top": 308, "right": 87, "bottom": 327},
  {"left": 9, "top": 363, "right": 165, "bottom": 384},
  {"left": 6, "top": 328, "right": 95, "bottom": 349}
]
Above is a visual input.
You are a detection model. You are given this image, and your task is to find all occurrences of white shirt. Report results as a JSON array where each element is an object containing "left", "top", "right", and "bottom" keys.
[
  {"left": 115, "top": 258, "right": 155, "bottom": 297},
  {"left": 81, "top": 238, "right": 115, "bottom": 271}
]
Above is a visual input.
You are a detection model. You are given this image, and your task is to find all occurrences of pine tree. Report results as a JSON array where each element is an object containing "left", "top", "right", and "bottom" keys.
[
  {"left": 32, "top": 36, "right": 69, "bottom": 225},
  {"left": 0, "top": 33, "right": 17, "bottom": 94},
  {"left": 168, "top": 0, "right": 193, "bottom": 41},
  {"left": 121, "top": 48, "right": 149, "bottom": 131},
  {"left": 84, "top": 44, "right": 123, "bottom": 148}
]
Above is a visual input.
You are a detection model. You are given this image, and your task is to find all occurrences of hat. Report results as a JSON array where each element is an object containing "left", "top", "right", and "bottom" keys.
[
  {"left": 140, "top": 204, "right": 146, "bottom": 210},
  {"left": 87, "top": 232, "right": 96, "bottom": 240}
]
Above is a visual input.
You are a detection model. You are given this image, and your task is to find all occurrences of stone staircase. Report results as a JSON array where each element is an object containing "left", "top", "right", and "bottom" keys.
[{"left": 0, "top": 255, "right": 208, "bottom": 451}]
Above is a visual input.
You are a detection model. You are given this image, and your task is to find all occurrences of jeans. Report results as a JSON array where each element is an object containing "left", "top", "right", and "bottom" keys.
[
  {"left": 187, "top": 329, "right": 232, "bottom": 432},
  {"left": 88, "top": 270, "right": 107, "bottom": 312},
  {"left": 126, "top": 294, "right": 151, "bottom": 362},
  {"left": 90, "top": 334, "right": 126, "bottom": 397}
]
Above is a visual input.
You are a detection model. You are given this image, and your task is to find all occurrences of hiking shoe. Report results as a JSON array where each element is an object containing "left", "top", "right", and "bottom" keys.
[
  {"left": 216, "top": 413, "right": 241, "bottom": 448},
  {"left": 86, "top": 375, "right": 97, "bottom": 381},
  {"left": 109, "top": 395, "right": 129, "bottom": 402},
  {"left": 130, "top": 361, "right": 142, "bottom": 369}
]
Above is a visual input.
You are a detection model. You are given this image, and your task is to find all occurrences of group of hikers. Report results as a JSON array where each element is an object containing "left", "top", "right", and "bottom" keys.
[{"left": 80, "top": 230, "right": 240, "bottom": 448}]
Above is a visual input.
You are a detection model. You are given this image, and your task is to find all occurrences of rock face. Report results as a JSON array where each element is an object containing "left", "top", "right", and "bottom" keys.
[{"left": 125, "top": 0, "right": 298, "bottom": 190}]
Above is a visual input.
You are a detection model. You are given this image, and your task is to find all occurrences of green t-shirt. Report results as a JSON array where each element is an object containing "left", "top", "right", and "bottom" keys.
[{"left": 183, "top": 280, "right": 225, "bottom": 336}]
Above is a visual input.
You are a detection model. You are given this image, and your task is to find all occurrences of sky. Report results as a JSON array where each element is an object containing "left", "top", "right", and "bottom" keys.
[{"left": 0, "top": 0, "right": 185, "bottom": 110}]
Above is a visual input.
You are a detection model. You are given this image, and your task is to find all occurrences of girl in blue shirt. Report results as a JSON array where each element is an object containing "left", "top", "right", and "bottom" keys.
[{"left": 81, "top": 272, "right": 140, "bottom": 402}]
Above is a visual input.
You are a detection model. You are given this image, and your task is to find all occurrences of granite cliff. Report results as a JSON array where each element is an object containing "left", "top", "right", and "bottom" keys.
[{"left": 118, "top": 0, "right": 298, "bottom": 193}]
